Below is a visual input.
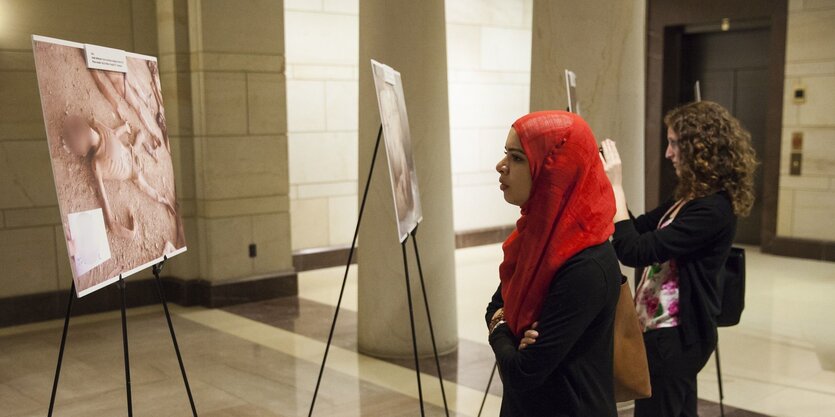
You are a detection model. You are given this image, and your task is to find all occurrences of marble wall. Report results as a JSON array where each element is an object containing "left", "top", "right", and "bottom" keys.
[
  {"left": 284, "top": 0, "right": 360, "bottom": 250},
  {"left": 285, "top": 0, "right": 531, "bottom": 251},
  {"left": 446, "top": 0, "right": 533, "bottom": 232},
  {"left": 777, "top": 0, "right": 835, "bottom": 240},
  {"left": 184, "top": 0, "right": 293, "bottom": 282},
  {"left": 0, "top": 0, "right": 294, "bottom": 300},
  {"left": 0, "top": 0, "right": 159, "bottom": 297}
]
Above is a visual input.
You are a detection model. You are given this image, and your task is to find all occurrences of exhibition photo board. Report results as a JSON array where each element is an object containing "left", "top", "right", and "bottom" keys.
[
  {"left": 565, "top": 69, "right": 579, "bottom": 115},
  {"left": 370, "top": 60, "right": 423, "bottom": 242},
  {"left": 32, "top": 35, "right": 186, "bottom": 297}
]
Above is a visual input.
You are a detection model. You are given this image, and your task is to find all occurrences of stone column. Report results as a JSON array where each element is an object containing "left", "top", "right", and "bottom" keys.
[
  {"left": 530, "top": 0, "right": 646, "bottom": 214},
  {"left": 156, "top": 0, "right": 198, "bottom": 280},
  {"left": 357, "top": 0, "right": 458, "bottom": 358},
  {"left": 160, "top": 0, "right": 295, "bottom": 300}
]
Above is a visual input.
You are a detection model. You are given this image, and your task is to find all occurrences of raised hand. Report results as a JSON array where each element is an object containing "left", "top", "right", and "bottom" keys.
[{"left": 600, "top": 138, "right": 623, "bottom": 188}]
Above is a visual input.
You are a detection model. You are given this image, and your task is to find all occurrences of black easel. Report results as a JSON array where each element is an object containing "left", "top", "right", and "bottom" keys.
[
  {"left": 307, "top": 125, "right": 450, "bottom": 417},
  {"left": 477, "top": 362, "right": 497, "bottom": 417},
  {"left": 400, "top": 235, "right": 426, "bottom": 416},
  {"left": 118, "top": 275, "right": 133, "bottom": 417},
  {"left": 48, "top": 262, "right": 198, "bottom": 416},
  {"left": 153, "top": 257, "right": 199, "bottom": 416},
  {"left": 47, "top": 281, "right": 76, "bottom": 417},
  {"left": 47, "top": 275, "right": 134, "bottom": 417},
  {"left": 716, "top": 343, "right": 725, "bottom": 417},
  {"left": 410, "top": 226, "right": 450, "bottom": 416}
]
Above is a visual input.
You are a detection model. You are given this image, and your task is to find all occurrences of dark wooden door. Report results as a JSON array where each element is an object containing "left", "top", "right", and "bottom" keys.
[{"left": 667, "top": 27, "right": 769, "bottom": 244}]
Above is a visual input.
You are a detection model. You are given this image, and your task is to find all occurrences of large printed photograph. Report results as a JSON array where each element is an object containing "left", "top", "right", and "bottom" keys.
[
  {"left": 371, "top": 60, "right": 423, "bottom": 242},
  {"left": 33, "top": 36, "right": 186, "bottom": 297}
]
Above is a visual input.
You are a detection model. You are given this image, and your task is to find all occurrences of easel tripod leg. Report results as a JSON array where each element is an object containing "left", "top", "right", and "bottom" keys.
[
  {"left": 153, "top": 260, "right": 198, "bottom": 416},
  {"left": 308, "top": 125, "right": 383, "bottom": 417},
  {"left": 410, "top": 228, "right": 450, "bottom": 416},
  {"left": 48, "top": 282, "right": 76, "bottom": 417},
  {"left": 716, "top": 342, "right": 725, "bottom": 417},
  {"left": 401, "top": 238, "right": 426, "bottom": 417},
  {"left": 118, "top": 276, "right": 133, "bottom": 417},
  {"left": 477, "top": 362, "right": 498, "bottom": 417}
]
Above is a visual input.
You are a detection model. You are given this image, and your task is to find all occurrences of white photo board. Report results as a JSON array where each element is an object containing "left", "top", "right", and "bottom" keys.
[
  {"left": 33, "top": 35, "right": 186, "bottom": 297},
  {"left": 370, "top": 60, "right": 423, "bottom": 243}
]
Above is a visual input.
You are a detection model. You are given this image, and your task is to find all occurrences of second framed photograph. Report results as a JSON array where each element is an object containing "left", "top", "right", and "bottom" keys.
[{"left": 370, "top": 60, "right": 423, "bottom": 243}]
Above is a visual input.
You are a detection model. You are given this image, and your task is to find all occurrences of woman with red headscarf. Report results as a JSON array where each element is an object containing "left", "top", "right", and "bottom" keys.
[{"left": 486, "top": 111, "right": 621, "bottom": 416}]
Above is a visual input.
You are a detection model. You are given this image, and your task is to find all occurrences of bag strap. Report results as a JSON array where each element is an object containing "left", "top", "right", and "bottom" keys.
[{"left": 657, "top": 199, "right": 688, "bottom": 229}]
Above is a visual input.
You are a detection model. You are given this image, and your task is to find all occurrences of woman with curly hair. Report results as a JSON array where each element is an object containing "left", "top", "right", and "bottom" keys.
[{"left": 600, "top": 100, "right": 757, "bottom": 417}]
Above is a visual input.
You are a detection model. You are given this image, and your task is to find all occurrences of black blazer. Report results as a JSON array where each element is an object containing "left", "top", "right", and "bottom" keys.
[
  {"left": 486, "top": 242, "right": 621, "bottom": 417},
  {"left": 612, "top": 192, "right": 736, "bottom": 345}
]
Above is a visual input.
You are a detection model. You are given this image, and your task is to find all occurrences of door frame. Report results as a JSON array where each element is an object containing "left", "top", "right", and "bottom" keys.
[{"left": 644, "top": 0, "right": 835, "bottom": 260}]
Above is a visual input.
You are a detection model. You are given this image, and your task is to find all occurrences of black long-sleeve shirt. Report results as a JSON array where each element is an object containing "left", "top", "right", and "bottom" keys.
[
  {"left": 486, "top": 242, "right": 621, "bottom": 417},
  {"left": 612, "top": 192, "right": 736, "bottom": 345}
]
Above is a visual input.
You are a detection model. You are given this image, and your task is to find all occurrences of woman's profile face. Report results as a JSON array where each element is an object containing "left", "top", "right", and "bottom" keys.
[
  {"left": 496, "top": 128, "right": 532, "bottom": 206},
  {"left": 665, "top": 127, "right": 682, "bottom": 177}
]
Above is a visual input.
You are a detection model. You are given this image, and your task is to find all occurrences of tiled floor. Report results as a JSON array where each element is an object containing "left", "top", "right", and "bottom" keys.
[{"left": 1, "top": 244, "right": 833, "bottom": 416}]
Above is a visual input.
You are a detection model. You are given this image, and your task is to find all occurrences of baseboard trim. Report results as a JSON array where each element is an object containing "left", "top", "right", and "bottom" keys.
[
  {"left": 291, "top": 225, "right": 515, "bottom": 272},
  {"left": 1, "top": 226, "right": 516, "bottom": 328},
  {"left": 455, "top": 225, "right": 515, "bottom": 248},
  {"left": 293, "top": 244, "right": 356, "bottom": 272},
  {"left": 762, "top": 236, "right": 835, "bottom": 262},
  {"left": 0, "top": 271, "right": 297, "bottom": 328}
]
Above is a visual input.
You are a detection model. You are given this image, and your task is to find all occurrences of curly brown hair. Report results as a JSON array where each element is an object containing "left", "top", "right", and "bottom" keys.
[{"left": 664, "top": 101, "right": 758, "bottom": 217}]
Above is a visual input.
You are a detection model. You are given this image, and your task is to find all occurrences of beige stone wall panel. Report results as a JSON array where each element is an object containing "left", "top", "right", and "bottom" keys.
[
  {"left": 286, "top": 80, "right": 327, "bottom": 132},
  {"left": 297, "top": 180, "right": 355, "bottom": 199},
  {"left": 0, "top": 141, "right": 59, "bottom": 209},
  {"left": 199, "top": 195, "right": 289, "bottom": 218},
  {"left": 0, "top": 0, "right": 134, "bottom": 50},
  {"left": 289, "top": 197, "right": 329, "bottom": 249},
  {"left": 251, "top": 212, "right": 292, "bottom": 274},
  {"left": 776, "top": 188, "right": 795, "bottom": 237},
  {"left": 4, "top": 206, "right": 60, "bottom": 228},
  {"left": 785, "top": 7, "right": 835, "bottom": 62},
  {"left": 284, "top": 11, "right": 357, "bottom": 65},
  {"left": 202, "top": 216, "right": 253, "bottom": 280},
  {"left": 247, "top": 72, "right": 288, "bottom": 135},
  {"left": 327, "top": 194, "right": 357, "bottom": 245},
  {"left": 288, "top": 132, "right": 358, "bottom": 184},
  {"left": 195, "top": 0, "right": 284, "bottom": 55},
  {"left": 797, "top": 76, "right": 835, "bottom": 126},
  {"left": 792, "top": 190, "right": 835, "bottom": 239},
  {"left": 325, "top": 80, "right": 358, "bottom": 131},
  {"left": 0, "top": 72, "right": 46, "bottom": 141},
  {"left": 0, "top": 51, "right": 36, "bottom": 71},
  {"left": 201, "top": 72, "right": 248, "bottom": 135},
  {"left": 202, "top": 135, "right": 288, "bottom": 200},
  {"left": 0, "top": 227, "right": 59, "bottom": 296},
  {"left": 779, "top": 3, "right": 835, "bottom": 240}
]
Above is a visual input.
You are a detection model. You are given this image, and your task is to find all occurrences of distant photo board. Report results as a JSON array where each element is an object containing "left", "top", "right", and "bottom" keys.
[
  {"left": 370, "top": 60, "right": 423, "bottom": 242},
  {"left": 33, "top": 35, "right": 186, "bottom": 297},
  {"left": 565, "top": 69, "right": 579, "bottom": 115},
  {"left": 694, "top": 80, "right": 702, "bottom": 102}
]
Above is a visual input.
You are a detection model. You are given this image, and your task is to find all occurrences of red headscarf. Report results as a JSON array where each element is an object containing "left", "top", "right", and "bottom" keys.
[{"left": 499, "top": 111, "right": 615, "bottom": 336}]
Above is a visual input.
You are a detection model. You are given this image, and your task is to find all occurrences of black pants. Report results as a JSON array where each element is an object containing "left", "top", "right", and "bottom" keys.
[{"left": 634, "top": 327, "right": 717, "bottom": 417}]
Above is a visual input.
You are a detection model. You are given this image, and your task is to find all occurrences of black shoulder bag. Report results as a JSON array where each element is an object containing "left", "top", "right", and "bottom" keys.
[{"left": 716, "top": 246, "right": 745, "bottom": 327}]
